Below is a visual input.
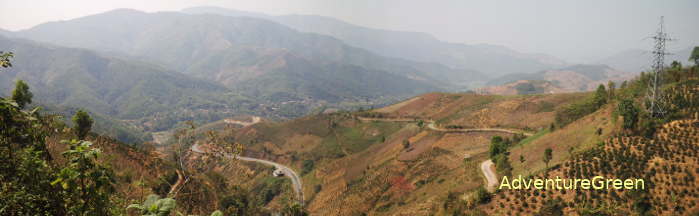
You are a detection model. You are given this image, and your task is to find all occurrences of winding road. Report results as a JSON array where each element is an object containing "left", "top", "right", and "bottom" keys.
[
  {"left": 357, "top": 116, "right": 533, "bottom": 136},
  {"left": 358, "top": 116, "right": 515, "bottom": 192},
  {"left": 480, "top": 160, "right": 498, "bottom": 192},
  {"left": 191, "top": 144, "right": 305, "bottom": 206}
]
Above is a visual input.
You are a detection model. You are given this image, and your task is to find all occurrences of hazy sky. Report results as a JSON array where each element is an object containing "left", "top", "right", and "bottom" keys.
[{"left": 1, "top": 0, "right": 697, "bottom": 62}]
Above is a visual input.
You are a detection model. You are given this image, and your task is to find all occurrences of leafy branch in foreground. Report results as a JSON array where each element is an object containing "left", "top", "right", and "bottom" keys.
[
  {"left": 127, "top": 194, "right": 223, "bottom": 216},
  {"left": 52, "top": 140, "right": 115, "bottom": 216}
]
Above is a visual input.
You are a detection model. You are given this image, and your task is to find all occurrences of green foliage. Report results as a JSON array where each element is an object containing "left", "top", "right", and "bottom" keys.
[
  {"left": 11, "top": 80, "right": 32, "bottom": 109},
  {"left": 488, "top": 136, "right": 508, "bottom": 159},
  {"left": 252, "top": 177, "right": 287, "bottom": 205},
  {"left": 219, "top": 186, "right": 254, "bottom": 216},
  {"left": 593, "top": 84, "right": 607, "bottom": 107},
  {"left": 536, "top": 199, "right": 564, "bottom": 216},
  {"left": 402, "top": 139, "right": 410, "bottom": 149},
  {"left": 52, "top": 140, "right": 115, "bottom": 216},
  {"left": 472, "top": 186, "right": 491, "bottom": 205},
  {"left": 690, "top": 46, "right": 699, "bottom": 65},
  {"left": 617, "top": 99, "right": 639, "bottom": 130},
  {"left": 0, "top": 51, "right": 11, "bottom": 68},
  {"left": 301, "top": 160, "right": 315, "bottom": 175},
  {"left": 0, "top": 90, "right": 66, "bottom": 215},
  {"left": 543, "top": 148, "right": 553, "bottom": 170},
  {"left": 72, "top": 109, "right": 94, "bottom": 140},
  {"left": 127, "top": 194, "right": 176, "bottom": 216},
  {"left": 494, "top": 154, "right": 512, "bottom": 177},
  {"left": 282, "top": 203, "right": 309, "bottom": 216},
  {"left": 554, "top": 94, "right": 601, "bottom": 127}
]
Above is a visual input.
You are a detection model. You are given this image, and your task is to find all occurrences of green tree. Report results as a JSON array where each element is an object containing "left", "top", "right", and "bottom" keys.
[
  {"left": 488, "top": 136, "right": 507, "bottom": 159},
  {"left": 543, "top": 148, "right": 553, "bottom": 171},
  {"left": 617, "top": 99, "right": 639, "bottom": 130},
  {"left": 495, "top": 154, "right": 512, "bottom": 177},
  {"left": 282, "top": 203, "right": 309, "bottom": 216},
  {"left": 0, "top": 94, "right": 67, "bottom": 215},
  {"left": 72, "top": 110, "right": 94, "bottom": 140},
  {"left": 402, "top": 139, "right": 410, "bottom": 149},
  {"left": 52, "top": 140, "right": 115, "bottom": 215},
  {"left": 689, "top": 46, "right": 699, "bottom": 65},
  {"left": 593, "top": 84, "right": 607, "bottom": 108},
  {"left": 0, "top": 51, "right": 12, "bottom": 68},
  {"left": 11, "top": 80, "right": 32, "bottom": 109},
  {"left": 301, "top": 160, "right": 314, "bottom": 175},
  {"left": 537, "top": 199, "right": 564, "bottom": 216},
  {"left": 607, "top": 81, "right": 615, "bottom": 100}
]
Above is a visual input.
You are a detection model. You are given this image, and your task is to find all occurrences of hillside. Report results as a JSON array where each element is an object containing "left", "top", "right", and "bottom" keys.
[
  {"left": 187, "top": 64, "right": 699, "bottom": 215},
  {"left": 0, "top": 82, "right": 301, "bottom": 215},
  {"left": 480, "top": 64, "right": 633, "bottom": 95},
  {"left": 190, "top": 90, "right": 588, "bottom": 215},
  {"left": 0, "top": 36, "right": 252, "bottom": 133},
  {"left": 183, "top": 6, "right": 567, "bottom": 78}
]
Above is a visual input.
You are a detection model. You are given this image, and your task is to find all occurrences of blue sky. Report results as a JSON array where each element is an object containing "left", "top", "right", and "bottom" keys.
[{"left": 1, "top": 0, "right": 697, "bottom": 62}]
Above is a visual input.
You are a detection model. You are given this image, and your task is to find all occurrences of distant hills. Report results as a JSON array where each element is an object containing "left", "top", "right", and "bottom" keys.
[
  {"left": 182, "top": 6, "right": 568, "bottom": 78},
  {"left": 0, "top": 36, "right": 250, "bottom": 133},
  {"left": 3, "top": 6, "right": 681, "bottom": 143},
  {"left": 596, "top": 47, "right": 695, "bottom": 73},
  {"left": 13, "top": 9, "right": 453, "bottom": 108},
  {"left": 478, "top": 64, "right": 631, "bottom": 95}
]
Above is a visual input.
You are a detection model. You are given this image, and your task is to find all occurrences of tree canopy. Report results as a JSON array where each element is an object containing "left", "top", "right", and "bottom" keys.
[
  {"left": 11, "top": 80, "right": 33, "bottom": 109},
  {"left": 73, "top": 110, "right": 94, "bottom": 140}
]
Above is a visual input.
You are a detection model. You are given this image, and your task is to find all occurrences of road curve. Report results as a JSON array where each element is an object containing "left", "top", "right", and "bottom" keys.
[
  {"left": 191, "top": 144, "right": 305, "bottom": 205},
  {"left": 480, "top": 159, "right": 498, "bottom": 192},
  {"left": 357, "top": 116, "right": 533, "bottom": 136}
]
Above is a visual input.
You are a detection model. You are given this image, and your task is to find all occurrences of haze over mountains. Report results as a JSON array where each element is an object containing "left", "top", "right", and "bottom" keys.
[
  {"left": 182, "top": 6, "right": 568, "bottom": 77},
  {"left": 1, "top": 6, "right": 691, "bottom": 142},
  {"left": 0, "top": 35, "right": 248, "bottom": 133},
  {"left": 596, "top": 46, "right": 694, "bottom": 73}
]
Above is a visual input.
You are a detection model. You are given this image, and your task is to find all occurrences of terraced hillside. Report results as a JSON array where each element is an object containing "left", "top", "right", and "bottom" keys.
[
  {"left": 190, "top": 90, "right": 598, "bottom": 215},
  {"left": 193, "top": 65, "right": 698, "bottom": 215}
]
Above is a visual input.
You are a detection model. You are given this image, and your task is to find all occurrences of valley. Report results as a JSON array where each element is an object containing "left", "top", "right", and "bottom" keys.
[{"left": 1, "top": 3, "right": 698, "bottom": 216}]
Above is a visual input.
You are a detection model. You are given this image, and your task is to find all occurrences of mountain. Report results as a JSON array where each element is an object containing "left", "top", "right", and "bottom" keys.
[
  {"left": 182, "top": 6, "right": 567, "bottom": 77},
  {"left": 596, "top": 47, "right": 695, "bottom": 73},
  {"left": 479, "top": 64, "right": 632, "bottom": 95},
  {"left": 14, "top": 9, "right": 461, "bottom": 108},
  {"left": 196, "top": 65, "right": 698, "bottom": 215},
  {"left": 0, "top": 35, "right": 251, "bottom": 133}
]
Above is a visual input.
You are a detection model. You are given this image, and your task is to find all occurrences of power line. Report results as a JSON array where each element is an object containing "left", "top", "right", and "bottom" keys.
[{"left": 646, "top": 16, "right": 673, "bottom": 118}]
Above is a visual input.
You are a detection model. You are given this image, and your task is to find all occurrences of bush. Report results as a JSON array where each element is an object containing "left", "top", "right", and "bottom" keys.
[
  {"left": 554, "top": 96, "right": 599, "bottom": 127},
  {"left": 301, "top": 160, "right": 314, "bottom": 175}
]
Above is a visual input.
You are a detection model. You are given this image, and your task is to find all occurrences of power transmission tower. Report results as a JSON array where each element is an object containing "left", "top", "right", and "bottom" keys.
[{"left": 646, "top": 16, "right": 672, "bottom": 118}]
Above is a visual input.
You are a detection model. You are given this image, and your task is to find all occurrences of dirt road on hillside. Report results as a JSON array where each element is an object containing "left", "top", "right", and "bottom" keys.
[
  {"left": 191, "top": 144, "right": 305, "bottom": 206},
  {"left": 357, "top": 116, "right": 533, "bottom": 136},
  {"left": 481, "top": 159, "right": 498, "bottom": 192}
]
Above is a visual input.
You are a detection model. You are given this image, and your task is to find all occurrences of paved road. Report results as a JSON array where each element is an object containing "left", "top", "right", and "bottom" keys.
[
  {"left": 357, "top": 116, "right": 533, "bottom": 136},
  {"left": 359, "top": 116, "right": 532, "bottom": 192},
  {"left": 426, "top": 122, "right": 533, "bottom": 136},
  {"left": 480, "top": 159, "right": 498, "bottom": 192},
  {"left": 191, "top": 144, "right": 305, "bottom": 205}
]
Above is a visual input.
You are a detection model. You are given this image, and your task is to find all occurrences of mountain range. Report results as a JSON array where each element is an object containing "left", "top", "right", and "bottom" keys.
[
  {"left": 0, "top": 35, "right": 248, "bottom": 134},
  {"left": 182, "top": 6, "right": 568, "bottom": 78},
  {"left": 478, "top": 64, "right": 631, "bottom": 95},
  {"left": 1, "top": 7, "right": 677, "bottom": 143},
  {"left": 596, "top": 47, "right": 695, "bottom": 73}
]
